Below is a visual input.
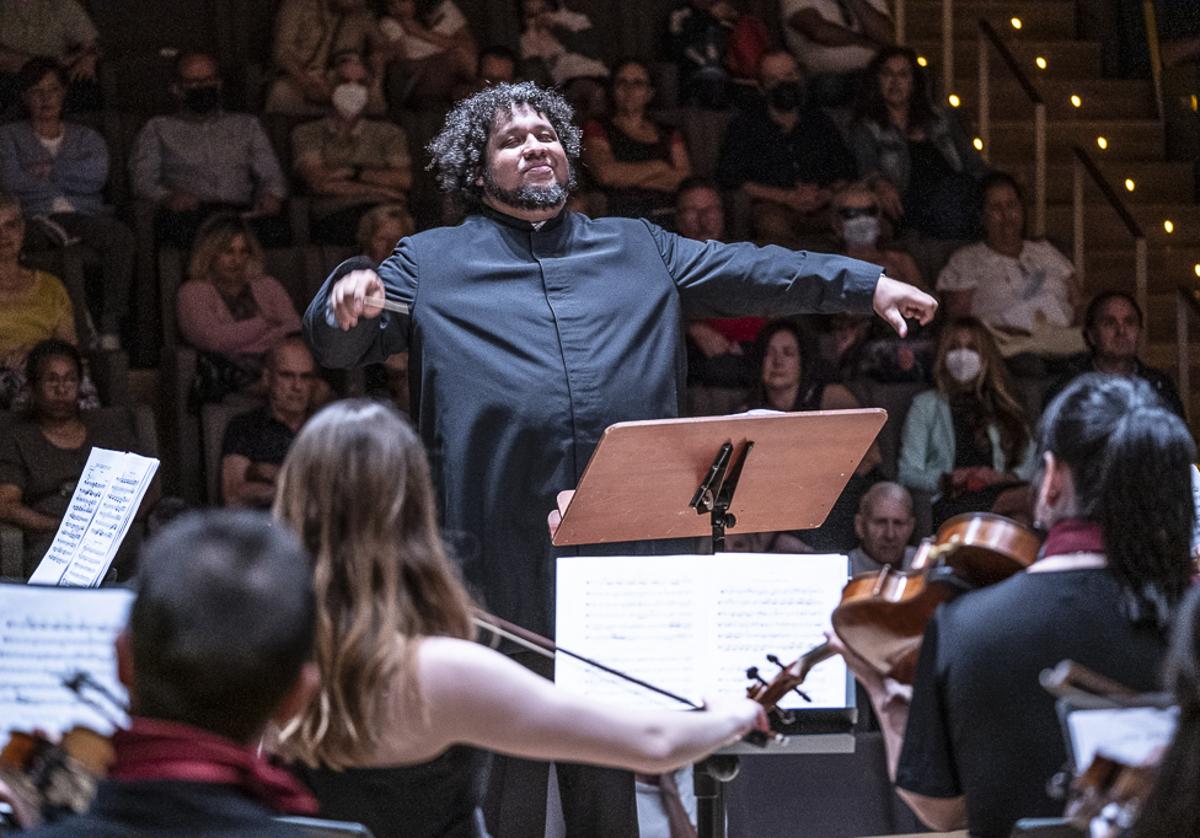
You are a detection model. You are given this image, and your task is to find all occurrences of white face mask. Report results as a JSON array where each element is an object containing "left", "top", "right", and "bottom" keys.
[
  {"left": 331, "top": 82, "right": 369, "bottom": 119},
  {"left": 841, "top": 215, "right": 880, "bottom": 248},
  {"left": 945, "top": 347, "right": 983, "bottom": 383}
]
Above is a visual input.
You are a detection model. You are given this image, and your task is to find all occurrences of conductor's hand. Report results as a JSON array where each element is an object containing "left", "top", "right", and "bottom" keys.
[
  {"left": 330, "top": 269, "right": 385, "bottom": 330},
  {"left": 873, "top": 273, "right": 938, "bottom": 338}
]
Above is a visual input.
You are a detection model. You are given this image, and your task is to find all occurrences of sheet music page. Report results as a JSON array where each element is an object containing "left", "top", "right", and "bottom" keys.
[
  {"left": 555, "top": 553, "right": 849, "bottom": 711},
  {"left": 0, "top": 584, "right": 132, "bottom": 737},
  {"left": 1067, "top": 706, "right": 1178, "bottom": 770},
  {"left": 28, "top": 448, "right": 159, "bottom": 587}
]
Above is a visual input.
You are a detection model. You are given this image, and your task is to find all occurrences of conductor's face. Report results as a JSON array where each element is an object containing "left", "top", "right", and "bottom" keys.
[{"left": 481, "top": 104, "right": 570, "bottom": 213}]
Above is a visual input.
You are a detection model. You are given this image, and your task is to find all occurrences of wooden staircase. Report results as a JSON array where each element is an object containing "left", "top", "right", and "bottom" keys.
[{"left": 910, "top": 0, "right": 1200, "bottom": 428}]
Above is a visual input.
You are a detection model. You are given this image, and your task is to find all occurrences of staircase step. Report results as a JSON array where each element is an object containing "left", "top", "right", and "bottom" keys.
[
  {"left": 903, "top": 0, "right": 1077, "bottom": 40},
  {"left": 1009, "top": 160, "right": 1197, "bottom": 204},
  {"left": 986, "top": 119, "right": 1165, "bottom": 161},
  {"left": 1143, "top": 290, "right": 1200, "bottom": 342},
  {"left": 953, "top": 78, "right": 1157, "bottom": 120},
  {"left": 1082, "top": 246, "right": 1200, "bottom": 293},
  {"left": 1047, "top": 204, "right": 1200, "bottom": 246},
  {"left": 909, "top": 38, "right": 1102, "bottom": 80}
]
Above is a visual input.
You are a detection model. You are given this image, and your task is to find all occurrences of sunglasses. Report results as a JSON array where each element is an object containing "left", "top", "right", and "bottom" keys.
[{"left": 836, "top": 206, "right": 880, "bottom": 219}]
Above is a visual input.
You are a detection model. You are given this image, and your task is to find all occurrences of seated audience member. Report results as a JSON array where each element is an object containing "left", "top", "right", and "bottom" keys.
[
  {"left": 0, "top": 0, "right": 99, "bottom": 114},
  {"left": 0, "top": 194, "right": 99, "bottom": 411},
  {"left": 666, "top": 0, "right": 769, "bottom": 108},
  {"left": 0, "top": 57, "right": 134, "bottom": 349},
  {"left": 676, "top": 179, "right": 763, "bottom": 390},
  {"left": 271, "top": 400, "right": 766, "bottom": 838},
  {"left": 849, "top": 481, "right": 917, "bottom": 576},
  {"left": 1046, "top": 290, "right": 1186, "bottom": 420},
  {"left": 292, "top": 52, "right": 412, "bottom": 246},
  {"left": 356, "top": 203, "right": 414, "bottom": 413},
  {"left": 267, "top": 0, "right": 386, "bottom": 116},
  {"left": 898, "top": 317, "right": 1036, "bottom": 528},
  {"left": 476, "top": 45, "right": 519, "bottom": 86},
  {"left": 518, "top": 0, "right": 609, "bottom": 120},
  {"left": 177, "top": 214, "right": 302, "bottom": 392},
  {"left": 379, "top": 0, "right": 477, "bottom": 108},
  {"left": 782, "top": 0, "right": 892, "bottom": 108},
  {"left": 13, "top": 510, "right": 320, "bottom": 835},
  {"left": 815, "top": 181, "right": 932, "bottom": 383},
  {"left": 131, "top": 52, "right": 290, "bottom": 249},
  {"left": 841, "top": 373, "right": 1195, "bottom": 837},
  {"left": 582, "top": 59, "right": 692, "bottom": 222},
  {"left": 849, "top": 46, "right": 987, "bottom": 241},
  {"left": 716, "top": 51, "right": 857, "bottom": 249},
  {"left": 0, "top": 340, "right": 156, "bottom": 579},
  {"left": 221, "top": 338, "right": 317, "bottom": 509},
  {"left": 938, "top": 171, "right": 1081, "bottom": 363},
  {"left": 743, "top": 319, "right": 882, "bottom": 551}
]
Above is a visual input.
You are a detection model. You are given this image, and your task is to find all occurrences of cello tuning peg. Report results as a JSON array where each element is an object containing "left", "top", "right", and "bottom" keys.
[
  {"left": 766, "top": 653, "right": 785, "bottom": 669},
  {"left": 792, "top": 687, "right": 812, "bottom": 703},
  {"left": 745, "top": 666, "right": 767, "bottom": 686}
]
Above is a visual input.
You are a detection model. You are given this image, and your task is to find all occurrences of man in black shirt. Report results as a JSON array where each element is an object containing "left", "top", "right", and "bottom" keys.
[
  {"left": 716, "top": 50, "right": 857, "bottom": 249},
  {"left": 14, "top": 511, "right": 320, "bottom": 836}
]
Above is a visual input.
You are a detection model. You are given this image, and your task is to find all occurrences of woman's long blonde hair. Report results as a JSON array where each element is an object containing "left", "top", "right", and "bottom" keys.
[
  {"left": 187, "top": 213, "right": 265, "bottom": 284},
  {"left": 272, "top": 400, "right": 474, "bottom": 769}
]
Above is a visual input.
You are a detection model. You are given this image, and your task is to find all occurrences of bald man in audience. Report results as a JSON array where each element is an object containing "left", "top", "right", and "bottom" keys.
[{"left": 848, "top": 481, "right": 916, "bottom": 576}]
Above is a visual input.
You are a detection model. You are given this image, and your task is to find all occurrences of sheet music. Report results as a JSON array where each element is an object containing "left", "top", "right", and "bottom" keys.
[
  {"left": 0, "top": 583, "right": 132, "bottom": 737},
  {"left": 1066, "top": 706, "right": 1178, "bottom": 770},
  {"left": 555, "top": 553, "right": 850, "bottom": 711},
  {"left": 28, "top": 448, "right": 158, "bottom": 587}
]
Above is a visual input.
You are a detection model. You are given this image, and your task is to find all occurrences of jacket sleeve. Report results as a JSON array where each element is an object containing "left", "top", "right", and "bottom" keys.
[
  {"left": 647, "top": 221, "right": 880, "bottom": 319},
  {"left": 129, "top": 120, "right": 168, "bottom": 202},
  {"left": 303, "top": 246, "right": 413, "bottom": 369},
  {"left": 898, "top": 392, "right": 943, "bottom": 493}
]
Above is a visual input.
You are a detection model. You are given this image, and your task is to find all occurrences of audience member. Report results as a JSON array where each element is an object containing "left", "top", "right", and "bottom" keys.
[
  {"left": 16, "top": 510, "right": 319, "bottom": 835},
  {"left": 849, "top": 46, "right": 986, "bottom": 241},
  {"left": 379, "top": 0, "right": 477, "bottom": 108},
  {"left": 518, "top": 0, "right": 608, "bottom": 120},
  {"left": 676, "top": 179, "right": 762, "bottom": 390},
  {"left": 582, "top": 59, "right": 692, "bottom": 222},
  {"left": 849, "top": 481, "right": 917, "bottom": 575},
  {"left": 131, "top": 52, "right": 290, "bottom": 249},
  {"left": 717, "top": 50, "right": 856, "bottom": 249},
  {"left": 477, "top": 45, "right": 519, "bottom": 86},
  {"left": 816, "top": 182, "right": 931, "bottom": 383},
  {"left": 271, "top": 399, "right": 765, "bottom": 838},
  {"left": 666, "top": 0, "right": 769, "bottom": 108},
  {"left": 267, "top": 0, "right": 386, "bottom": 115},
  {"left": 743, "top": 319, "right": 882, "bottom": 551},
  {"left": 841, "top": 373, "right": 1195, "bottom": 837},
  {"left": 292, "top": 52, "right": 412, "bottom": 245},
  {"left": 0, "top": 194, "right": 99, "bottom": 411},
  {"left": 898, "top": 317, "right": 1036, "bottom": 528},
  {"left": 0, "top": 57, "right": 134, "bottom": 350},
  {"left": 0, "top": 340, "right": 156, "bottom": 579},
  {"left": 0, "top": 0, "right": 99, "bottom": 114},
  {"left": 221, "top": 338, "right": 317, "bottom": 509},
  {"left": 177, "top": 214, "right": 302, "bottom": 393},
  {"left": 356, "top": 203, "right": 414, "bottom": 413},
  {"left": 782, "top": 0, "right": 892, "bottom": 107},
  {"left": 1046, "top": 290, "right": 1187, "bottom": 420},
  {"left": 938, "top": 171, "right": 1081, "bottom": 363}
]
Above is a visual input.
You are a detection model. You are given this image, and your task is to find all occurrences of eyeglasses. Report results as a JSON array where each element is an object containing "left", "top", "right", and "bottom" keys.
[{"left": 836, "top": 206, "right": 880, "bottom": 219}]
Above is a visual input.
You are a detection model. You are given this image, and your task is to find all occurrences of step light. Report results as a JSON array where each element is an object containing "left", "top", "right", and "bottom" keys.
[
  {"left": 1193, "top": 263, "right": 1200, "bottom": 278},
  {"left": 917, "top": 55, "right": 928, "bottom": 67},
  {"left": 1035, "top": 56, "right": 1048, "bottom": 70},
  {"left": 947, "top": 93, "right": 961, "bottom": 108},
  {"left": 1163, "top": 220, "right": 1175, "bottom": 234},
  {"left": 973, "top": 137, "right": 984, "bottom": 151},
  {"left": 1124, "top": 178, "right": 1136, "bottom": 192},
  {"left": 1070, "top": 94, "right": 1082, "bottom": 108},
  {"left": 1096, "top": 136, "right": 1109, "bottom": 150},
  {"left": 1010, "top": 16, "right": 1022, "bottom": 29}
]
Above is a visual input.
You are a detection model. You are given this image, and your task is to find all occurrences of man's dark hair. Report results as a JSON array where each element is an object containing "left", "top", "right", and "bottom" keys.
[
  {"left": 25, "top": 339, "right": 82, "bottom": 385},
  {"left": 172, "top": 50, "right": 219, "bottom": 81},
  {"left": 675, "top": 176, "right": 720, "bottom": 202},
  {"left": 129, "top": 510, "right": 315, "bottom": 742},
  {"left": 478, "top": 44, "right": 518, "bottom": 68},
  {"left": 979, "top": 170, "right": 1025, "bottom": 207},
  {"left": 425, "top": 81, "right": 582, "bottom": 209},
  {"left": 1082, "top": 290, "right": 1143, "bottom": 351},
  {"left": 17, "top": 56, "right": 68, "bottom": 95},
  {"left": 1037, "top": 374, "right": 1195, "bottom": 633}
]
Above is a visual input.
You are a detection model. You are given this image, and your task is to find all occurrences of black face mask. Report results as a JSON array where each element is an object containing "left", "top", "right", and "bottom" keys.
[
  {"left": 182, "top": 85, "right": 220, "bottom": 115},
  {"left": 768, "top": 81, "right": 804, "bottom": 112}
]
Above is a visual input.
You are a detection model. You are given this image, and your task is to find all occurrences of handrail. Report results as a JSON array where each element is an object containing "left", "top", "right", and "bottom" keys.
[
  {"left": 1141, "top": 0, "right": 1166, "bottom": 121},
  {"left": 1176, "top": 285, "right": 1200, "bottom": 423},
  {"left": 1072, "top": 145, "right": 1148, "bottom": 319},
  {"left": 977, "top": 19, "right": 1046, "bottom": 236},
  {"left": 942, "top": 0, "right": 954, "bottom": 98}
]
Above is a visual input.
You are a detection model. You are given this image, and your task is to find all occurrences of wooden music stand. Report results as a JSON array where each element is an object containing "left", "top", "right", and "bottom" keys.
[
  {"left": 552, "top": 408, "right": 887, "bottom": 552},
  {"left": 551, "top": 408, "right": 886, "bottom": 838}
]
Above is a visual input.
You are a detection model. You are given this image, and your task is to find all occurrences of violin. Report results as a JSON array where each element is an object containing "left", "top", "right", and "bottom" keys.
[
  {"left": 0, "top": 726, "right": 112, "bottom": 828},
  {"left": 745, "top": 512, "right": 1044, "bottom": 716}
]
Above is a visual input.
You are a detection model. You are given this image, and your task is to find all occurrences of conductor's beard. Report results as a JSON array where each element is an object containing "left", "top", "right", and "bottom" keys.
[{"left": 482, "top": 166, "right": 575, "bottom": 211}]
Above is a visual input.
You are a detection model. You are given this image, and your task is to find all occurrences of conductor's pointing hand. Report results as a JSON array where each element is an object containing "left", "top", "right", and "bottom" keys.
[
  {"left": 872, "top": 274, "right": 938, "bottom": 338},
  {"left": 330, "top": 269, "right": 386, "bottom": 330}
]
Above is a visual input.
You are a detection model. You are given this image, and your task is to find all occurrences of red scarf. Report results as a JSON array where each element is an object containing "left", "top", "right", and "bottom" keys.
[
  {"left": 1040, "top": 518, "right": 1105, "bottom": 559},
  {"left": 109, "top": 717, "right": 317, "bottom": 814}
]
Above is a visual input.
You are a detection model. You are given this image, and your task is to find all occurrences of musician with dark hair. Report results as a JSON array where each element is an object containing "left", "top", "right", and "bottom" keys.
[
  {"left": 838, "top": 373, "right": 1196, "bottom": 838},
  {"left": 18, "top": 510, "right": 320, "bottom": 835}
]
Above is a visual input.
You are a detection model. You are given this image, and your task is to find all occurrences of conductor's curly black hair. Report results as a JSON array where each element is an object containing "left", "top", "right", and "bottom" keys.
[{"left": 425, "top": 82, "right": 582, "bottom": 209}]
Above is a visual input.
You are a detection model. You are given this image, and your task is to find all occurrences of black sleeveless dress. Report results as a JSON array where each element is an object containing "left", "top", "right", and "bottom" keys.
[{"left": 296, "top": 746, "right": 490, "bottom": 838}]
